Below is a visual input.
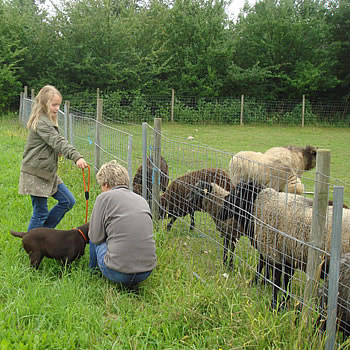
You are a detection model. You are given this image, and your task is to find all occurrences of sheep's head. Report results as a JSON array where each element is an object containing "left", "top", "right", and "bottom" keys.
[
  {"left": 219, "top": 181, "right": 264, "bottom": 221},
  {"left": 304, "top": 145, "right": 317, "bottom": 171},
  {"left": 187, "top": 181, "right": 212, "bottom": 211}
]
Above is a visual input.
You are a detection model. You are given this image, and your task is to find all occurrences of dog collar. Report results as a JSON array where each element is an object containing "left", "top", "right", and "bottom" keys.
[{"left": 75, "top": 228, "right": 88, "bottom": 243}]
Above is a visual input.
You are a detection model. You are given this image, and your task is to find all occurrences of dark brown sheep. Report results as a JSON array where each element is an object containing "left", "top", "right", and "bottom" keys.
[
  {"left": 132, "top": 156, "right": 169, "bottom": 206},
  {"left": 159, "top": 168, "right": 232, "bottom": 231}
]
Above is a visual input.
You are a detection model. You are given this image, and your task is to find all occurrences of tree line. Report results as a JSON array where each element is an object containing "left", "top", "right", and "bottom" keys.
[{"left": 1, "top": 0, "right": 349, "bottom": 111}]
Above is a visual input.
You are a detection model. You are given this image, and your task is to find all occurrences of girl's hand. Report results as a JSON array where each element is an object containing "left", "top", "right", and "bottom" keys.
[{"left": 76, "top": 158, "right": 88, "bottom": 169}]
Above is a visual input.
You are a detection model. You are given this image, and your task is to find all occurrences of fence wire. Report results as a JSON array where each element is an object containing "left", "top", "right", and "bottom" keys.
[
  {"left": 62, "top": 91, "right": 350, "bottom": 127},
  {"left": 19, "top": 95, "right": 350, "bottom": 348}
]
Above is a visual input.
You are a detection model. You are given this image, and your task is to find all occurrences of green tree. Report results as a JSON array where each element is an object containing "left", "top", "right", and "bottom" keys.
[
  {"left": 327, "top": 0, "right": 350, "bottom": 100},
  {"left": 230, "top": 0, "right": 339, "bottom": 99},
  {"left": 143, "top": 0, "right": 232, "bottom": 96},
  {"left": 0, "top": 0, "right": 27, "bottom": 109}
]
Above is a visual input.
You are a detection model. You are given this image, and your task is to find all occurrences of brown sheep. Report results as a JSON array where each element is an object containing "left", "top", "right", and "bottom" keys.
[
  {"left": 132, "top": 156, "right": 169, "bottom": 206},
  {"left": 159, "top": 168, "right": 232, "bottom": 231},
  {"left": 186, "top": 180, "right": 262, "bottom": 269}
]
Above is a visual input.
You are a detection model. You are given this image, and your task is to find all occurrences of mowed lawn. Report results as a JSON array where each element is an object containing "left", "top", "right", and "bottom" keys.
[{"left": 1, "top": 114, "right": 350, "bottom": 349}]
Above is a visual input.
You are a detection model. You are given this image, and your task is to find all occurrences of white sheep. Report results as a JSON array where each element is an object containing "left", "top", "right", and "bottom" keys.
[
  {"left": 229, "top": 145, "right": 317, "bottom": 195},
  {"left": 252, "top": 186, "right": 350, "bottom": 309}
]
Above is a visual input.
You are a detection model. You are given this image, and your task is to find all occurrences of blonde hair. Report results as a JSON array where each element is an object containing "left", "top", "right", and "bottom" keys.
[
  {"left": 27, "top": 85, "right": 62, "bottom": 130},
  {"left": 96, "top": 160, "right": 130, "bottom": 188}
]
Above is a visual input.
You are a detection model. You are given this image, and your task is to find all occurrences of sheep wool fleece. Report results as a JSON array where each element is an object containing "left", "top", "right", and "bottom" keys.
[{"left": 89, "top": 186, "right": 157, "bottom": 274}]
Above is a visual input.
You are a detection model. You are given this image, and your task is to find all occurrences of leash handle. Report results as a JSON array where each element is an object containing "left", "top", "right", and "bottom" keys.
[{"left": 82, "top": 165, "right": 91, "bottom": 224}]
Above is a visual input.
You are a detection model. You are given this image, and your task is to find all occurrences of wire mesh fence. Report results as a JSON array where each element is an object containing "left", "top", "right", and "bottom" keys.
[
  {"left": 19, "top": 93, "right": 350, "bottom": 348},
  {"left": 59, "top": 89, "right": 350, "bottom": 127}
]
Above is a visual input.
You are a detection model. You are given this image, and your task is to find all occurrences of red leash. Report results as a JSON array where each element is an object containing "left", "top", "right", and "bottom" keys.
[{"left": 82, "top": 165, "right": 90, "bottom": 224}]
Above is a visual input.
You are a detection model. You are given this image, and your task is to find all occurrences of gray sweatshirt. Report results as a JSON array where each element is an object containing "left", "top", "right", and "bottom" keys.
[{"left": 89, "top": 186, "right": 157, "bottom": 273}]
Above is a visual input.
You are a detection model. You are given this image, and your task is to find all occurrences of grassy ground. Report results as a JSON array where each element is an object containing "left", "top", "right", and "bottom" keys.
[{"left": 1, "top": 113, "right": 350, "bottom": 349}]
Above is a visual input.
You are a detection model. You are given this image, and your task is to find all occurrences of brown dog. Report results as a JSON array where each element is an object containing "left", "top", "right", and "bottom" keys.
[{"left": 10, "top": 223, "right": 89, "bottom": 269}]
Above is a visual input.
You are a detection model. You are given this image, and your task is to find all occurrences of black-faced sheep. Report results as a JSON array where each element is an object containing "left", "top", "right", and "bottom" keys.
[
  {"left": 186, "top": 180, "right": 261, "bottom": 269},
  {"left": 318, "top": 253, "right": 350, "bottom": 341},
  {"left": 159, "top": 168, "right": 232, "bottom": 232},
  {"left": 221, "top": 183, "right": 350, "bottom": 309},
  {"left": 229, "top": 145, "right": 317, "bottom": 195},
  {"left": 133, "top": 156, "right": 169, "bottom": 206}
]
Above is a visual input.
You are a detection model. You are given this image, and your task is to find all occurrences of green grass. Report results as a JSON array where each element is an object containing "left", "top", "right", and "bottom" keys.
[{"left": 1, "top": 113, "right": 350, "bottom": 349}]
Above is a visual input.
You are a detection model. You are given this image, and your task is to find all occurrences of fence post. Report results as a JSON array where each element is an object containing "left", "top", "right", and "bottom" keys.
[
  {"left": 302, "top": 95, "right": 305, "bottom": 128},
  {"left": 325, "top": 186, "right": 344, "bottom": 350},
  {"left": 31, "top": 89, "right": 35, "bottom": 100},
  {"left": 19, "top": 92, "right": 23, "bottom": 122},
  {"left": 128, "top": 135, "right": 133, "bottom": 190},
  {"left": 240, "top": 94, "right": 244, "bottom": 126},
  {"left": 95, "top": 98, "right": 103, "bottom": 172},
  {"left": 171, "top": 89, "right": 175, "bottom": 123},
  {"left": 301, "top": 150, "right": 331, "bottom": 330},
  {"left": 24, "top": 86, "right": 28, "bottom": 98},
  {"left": 69, "top": 107, "right": 73, "bottom": 145},
  {"left": 64, "top": 101, "right": 70, "bottom": 140},
  {"left": 142, "top": 123, "right": 148, "bottom": 200},
  {"left": 152, "top": 118, "right": 162, "bottom": 220}
]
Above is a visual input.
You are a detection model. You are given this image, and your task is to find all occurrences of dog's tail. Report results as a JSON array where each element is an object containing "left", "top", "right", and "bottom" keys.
[{"left": 10, "top": 230, "right": 26, "bottom": 239}]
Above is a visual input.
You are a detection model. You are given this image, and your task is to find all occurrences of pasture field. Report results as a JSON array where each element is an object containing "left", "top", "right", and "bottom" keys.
[{"left": 1, "top": 113, "right": 350, "bottom": 349}]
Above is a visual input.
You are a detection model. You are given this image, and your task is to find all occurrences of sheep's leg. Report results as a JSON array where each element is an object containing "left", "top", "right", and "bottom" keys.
[
  {"left": 166, "top": 216, "right": 176, "bottom": 231},
  {"left": 278, "top": 264, "right": 294, "bottom": 311},
  {"left": 228, "top": 238, "right": 237, "bottom": 270},
  {"left": 222, "top": 235, "right": 236, "bottom": 270},
  {"left": 251, "top": 254, "right": 266, "bottom": 285},
  {"left": 341, "top": 319, "right": 350, "bottom": 341},
  {"left": 189, "top": 210, "right": 195, "bottom": 231},
  {"left": 271, "top": 263, "right": 283, "bottom": 310},
  {"left": 265, "top": 261, "right": 270, "bottom": 281},
  {"left": 222, "top": 235, "right": 228, "bottom": 267}
]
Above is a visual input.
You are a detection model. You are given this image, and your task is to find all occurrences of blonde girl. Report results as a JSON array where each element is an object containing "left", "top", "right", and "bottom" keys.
[{"left": 19, "top": 85, "right": 88, "bottom": 231}]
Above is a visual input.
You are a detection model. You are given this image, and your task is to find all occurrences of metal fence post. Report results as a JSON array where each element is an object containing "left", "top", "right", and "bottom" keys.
[
  {"left": 171, "top": 89, "right": 175, "bottom": 123},
  {"left": 19, "top": 92, "right": 23, "bottom": 122},
  {"left": 95, "top": 98, "right": 103, "bottom": 172},
  {"left": 142, "top": 123, "right": 148, "bottom": 200},
  {"left": 152, "top": 118, "right": 161, "bottom": 220},
  {"left": 128, "top": 135, "right": 133, "bottom": 190},
  {"left": 325, "top": 186, "right": 344, "bottom": 350},
  {"left": 64, "top": 101, "right": 70, "bottom": 140},
  {"left": 302, "top": 94, "right": 305, "bottom": 128}
]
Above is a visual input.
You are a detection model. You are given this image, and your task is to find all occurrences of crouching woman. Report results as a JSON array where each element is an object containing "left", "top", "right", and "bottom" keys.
[{"left": 89, "top": 160, "right": 157, "bottom": 289}]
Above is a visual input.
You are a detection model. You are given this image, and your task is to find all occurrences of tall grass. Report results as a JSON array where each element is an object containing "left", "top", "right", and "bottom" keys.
[{"left": 1, "top": 114, "right": 349, "bottom": 349}]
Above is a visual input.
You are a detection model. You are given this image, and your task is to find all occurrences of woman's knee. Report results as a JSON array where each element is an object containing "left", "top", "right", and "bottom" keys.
[
  {"left": 66, "top": 195, "right": 76, "bottom": 209},
  {"left": 57, "top": 187, "right": 76, "bottom": 210}
]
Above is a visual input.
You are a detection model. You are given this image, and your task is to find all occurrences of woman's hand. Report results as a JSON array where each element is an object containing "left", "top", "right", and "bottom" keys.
[{"left": 76, "top": 158, "right": 88, "bottom": 169}]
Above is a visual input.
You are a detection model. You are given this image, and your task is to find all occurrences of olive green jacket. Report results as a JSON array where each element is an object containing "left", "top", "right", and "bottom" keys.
[{"left": 19, "top": 114, "right": 83, "bottom": 197}]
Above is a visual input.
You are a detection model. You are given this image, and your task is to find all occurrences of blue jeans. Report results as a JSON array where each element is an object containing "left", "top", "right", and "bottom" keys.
[
  {"left": 89, "top": 242, "right": 152, "bottom": 287},
  {"left": 28, "top": 183, "right": 76, "bottom": 231}
]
